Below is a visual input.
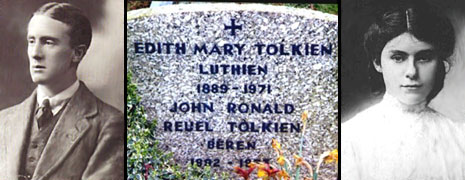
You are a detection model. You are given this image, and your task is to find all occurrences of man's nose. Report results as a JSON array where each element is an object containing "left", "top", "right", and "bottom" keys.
[
  {"left": 30, "top": 43, "right": 44, "bottom": 60},
  {"left": 404, "top": 58, "right": 418, "bottom": 80}
]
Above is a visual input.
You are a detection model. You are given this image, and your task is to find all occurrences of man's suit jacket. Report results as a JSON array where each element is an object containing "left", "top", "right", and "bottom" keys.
[{"left": 0, "top": 82, "right": 123, "bottom": 180}]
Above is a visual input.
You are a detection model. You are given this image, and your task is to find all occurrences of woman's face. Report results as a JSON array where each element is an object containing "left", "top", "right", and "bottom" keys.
[{"left": 375, "top": 32, "right": 439, "bottom": 105}]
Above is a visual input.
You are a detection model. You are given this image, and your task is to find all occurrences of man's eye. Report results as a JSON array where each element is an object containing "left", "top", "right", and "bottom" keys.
[
  {"left": 391, "top": 55, "right": 405, "bottom": 62},
  {"left": 28, "top": 39, "right": 35, "bottom": 44},
  {"left": 45, "top": 40, "right": 55, "bottom": 45}
]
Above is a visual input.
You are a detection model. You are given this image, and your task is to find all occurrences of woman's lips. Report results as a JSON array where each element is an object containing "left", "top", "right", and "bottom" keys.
[{"left": 401, "top": 84, "right": 422, "bottom": 90}]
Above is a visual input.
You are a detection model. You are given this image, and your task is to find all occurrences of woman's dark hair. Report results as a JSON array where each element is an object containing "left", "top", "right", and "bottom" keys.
[{"left": 363, "top": 1, "right": 455, "bottom": 101}]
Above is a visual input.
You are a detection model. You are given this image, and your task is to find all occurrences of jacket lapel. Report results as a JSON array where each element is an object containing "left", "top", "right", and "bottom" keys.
[{"left": 33, "top": 82, "right": 98, "bottom": 179}]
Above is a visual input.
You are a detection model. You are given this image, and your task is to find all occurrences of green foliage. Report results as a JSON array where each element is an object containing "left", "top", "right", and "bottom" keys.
[
  {"left": 313, "top": 4, "right": 338, "bottom": 15},
  {"left": 282, "top": 3, "right": 311, "bottom": 9},
  {"left": 269, "top": 3, "right": 338, "bottom": 15},
  {"left": 127, "top": 70, "right": 163, "bottom": 179},
  {"left": 127, "top": 70, "right": 230, "bottom": 179},
  {"left": 127, "top": 1, "right": 150, "bottom": 11}
]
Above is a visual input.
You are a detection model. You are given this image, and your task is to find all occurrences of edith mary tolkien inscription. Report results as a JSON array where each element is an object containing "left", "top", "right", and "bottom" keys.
[{"left": 128, "top": 3, "right": 337, "bottom": 177}]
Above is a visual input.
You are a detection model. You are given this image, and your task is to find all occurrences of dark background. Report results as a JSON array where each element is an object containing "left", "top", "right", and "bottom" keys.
[
  {"left": 342, "top": 0, "right": 465, "bottom": 122},
  {"left": 0, "top": 0, "right": 123, "bottom": 111}
]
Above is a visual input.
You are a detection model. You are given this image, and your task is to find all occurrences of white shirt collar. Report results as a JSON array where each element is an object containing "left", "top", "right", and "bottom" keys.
[
  {"left": 37, "top": 80, "right": 80, "bottom": 115},
  {"left": 382, "top": 92, "right": 428, "bottom": 113}
]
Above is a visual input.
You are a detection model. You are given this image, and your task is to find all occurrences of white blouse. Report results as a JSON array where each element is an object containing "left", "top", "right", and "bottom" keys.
[{"left": 342, "top": 93, "right": 465, "bottom": 180}]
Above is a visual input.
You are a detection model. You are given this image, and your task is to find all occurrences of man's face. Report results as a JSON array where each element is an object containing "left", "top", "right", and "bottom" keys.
[
  {"left": 376, "top": 32, "right": 438, "bottom": 105},
  {"left": 27, "top": 15, "right": 74, "bottom": 85}
]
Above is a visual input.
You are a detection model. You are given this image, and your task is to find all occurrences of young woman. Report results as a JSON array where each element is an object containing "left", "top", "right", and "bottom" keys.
[{"left": 342, "top": 2, "right": 465, "bottom": 179}]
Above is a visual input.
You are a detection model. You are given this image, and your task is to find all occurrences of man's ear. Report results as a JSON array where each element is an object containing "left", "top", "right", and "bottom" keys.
[
  {"left": 72, "top": 44, "right": 87, "bottom": 63},
  {"left": 373, "top": 59, "right": 382, "bottom": 73}
]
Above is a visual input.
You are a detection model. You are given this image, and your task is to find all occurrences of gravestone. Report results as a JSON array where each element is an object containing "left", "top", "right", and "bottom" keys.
[{"left": 127, "top": 3, "right": 338, "bottom": 179}]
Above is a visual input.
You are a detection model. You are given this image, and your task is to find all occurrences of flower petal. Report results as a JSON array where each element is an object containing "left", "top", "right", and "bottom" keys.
[
  {"left": 277, "top": 155, "right": 286, "bottom": 166},
  {"left": 294, "top": 154, "right": 304, "bottom": 166},
  {"left": 272, "top": 138, "right": 281, "bottom": 150},
  {"left": 257, "top": 169, "right": 268, "bottom": 178}
]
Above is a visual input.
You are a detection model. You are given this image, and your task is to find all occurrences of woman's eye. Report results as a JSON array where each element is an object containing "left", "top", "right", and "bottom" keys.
[
  {"left": 418, "top": 57, "right": 432, "bottom": 62},
  {"left": 390, "top": 55, "right": 405, "bottom": 62},
  {"left": 417, "top": 55, "right": 434, "bottom": 63}
]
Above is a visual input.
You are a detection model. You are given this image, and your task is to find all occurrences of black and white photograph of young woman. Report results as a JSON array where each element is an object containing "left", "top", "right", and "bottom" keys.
[{"left": 342, "top": 0, "right": 465, "bottom": 179}]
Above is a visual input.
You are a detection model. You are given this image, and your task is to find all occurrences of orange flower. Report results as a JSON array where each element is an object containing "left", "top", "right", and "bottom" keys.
[
  {"left": 248, "top": 162, "right": 258, "bottom": 168},
  {"left": 294, "top": 154, "right": 304, "bottom": 166},
  {"left": 301, "top": 110, "right": 309, "bottom": 133},
  {"left": 316, "top": 149, "right": 338, "bottom": 175},
  {"left": 324, "top": 149, "right": 338, "bottom": 164},
  {"left": 301, "top": 110, "right": 308, "bottom": 121},
  {"left": 277, "top": 155, "right": 286, "bottom": 166},
  {"left": 257, "top": 162, "right": 268, "bottom": 169},
  {"left": 277, "top": 169, "right": 290, "bottom": 179},
  {"left": 233, "top": 166, "right": 256, "bottom": 180},
  {"left": 256, "top": 163, "right": 280, "bottom": 179},
  {"left": 294, "top": 154, "right": 314, "bottom": 178}
]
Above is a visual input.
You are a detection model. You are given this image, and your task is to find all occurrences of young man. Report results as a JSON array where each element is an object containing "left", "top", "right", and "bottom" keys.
[{"left": 0, "top": 2, "right": 123, "bottom": 180}]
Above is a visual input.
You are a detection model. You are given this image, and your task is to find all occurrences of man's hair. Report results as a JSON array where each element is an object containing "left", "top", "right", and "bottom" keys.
[
  {"left": 33, "top": 2, "right": 92, "bottom": 51},
  {"left": 363, "top": 1, "right": 455, "bottom": 102}
]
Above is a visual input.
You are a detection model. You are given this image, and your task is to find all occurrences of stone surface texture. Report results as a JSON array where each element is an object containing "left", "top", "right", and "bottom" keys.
[{"left": 128, "top": 3, "right": 338, "bottom": 179}]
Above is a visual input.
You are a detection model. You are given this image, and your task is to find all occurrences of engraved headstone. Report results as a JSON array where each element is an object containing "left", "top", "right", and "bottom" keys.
[{"left": 127, "top": 3, "right": 338, "bottom": 179}]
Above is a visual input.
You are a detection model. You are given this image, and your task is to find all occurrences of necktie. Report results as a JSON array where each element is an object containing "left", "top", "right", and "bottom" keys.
[{"left": 36, "top": 99, "right": 52, "bottom": 130}]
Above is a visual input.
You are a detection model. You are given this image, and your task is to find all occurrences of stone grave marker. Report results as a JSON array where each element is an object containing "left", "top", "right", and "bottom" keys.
[{"left": 127, "top": 3, "right": 338, "bottom": 179}]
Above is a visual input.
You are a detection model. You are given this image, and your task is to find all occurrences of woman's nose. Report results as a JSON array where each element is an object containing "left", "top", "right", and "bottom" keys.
[{"left": 404, "top": 58, "right": 418, "bottom": 79}]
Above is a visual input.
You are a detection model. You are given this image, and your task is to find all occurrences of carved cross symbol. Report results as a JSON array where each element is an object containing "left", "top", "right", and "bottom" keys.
[{"left": 224, "top": 19, "right": 242, "bottom": 36}]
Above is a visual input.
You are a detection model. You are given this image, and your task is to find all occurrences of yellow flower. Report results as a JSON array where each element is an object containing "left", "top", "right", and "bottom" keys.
[
  {"left": 256, "top": 163, "right": 269, "bottom": 179},
  {"left": 257, "top": 168, "right": 268, "bottom": 178},
  {"left": 324, "top": 149, "right": 338, "bottom": 164},
  {"left": 272, "top": 138, "right": 281, "bottom": 150},
  {"left": 277, "top": 155, "right": 285, "bottom": 166}
]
